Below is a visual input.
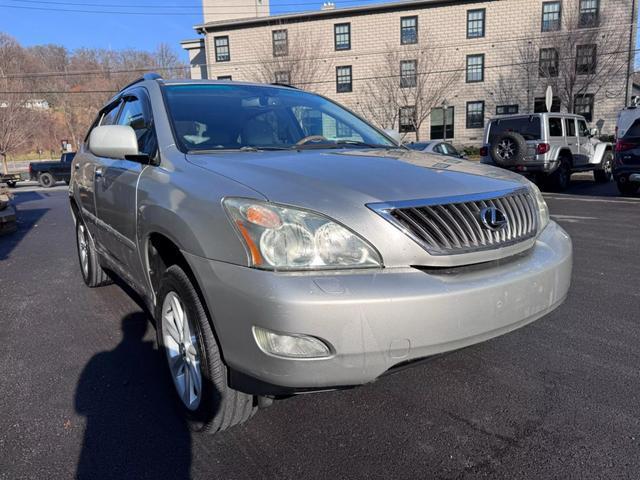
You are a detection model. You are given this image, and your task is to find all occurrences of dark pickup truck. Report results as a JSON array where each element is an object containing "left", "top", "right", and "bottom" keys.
[{"left": 29, "top": 152, "right": 75, "bottom": 188}]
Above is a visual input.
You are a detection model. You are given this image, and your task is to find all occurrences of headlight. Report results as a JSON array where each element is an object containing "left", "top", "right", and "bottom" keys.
[
  {"left": 223, "top": 198, "right": 382, "bottom": 270},
  {"left": 529, "top": 182, "right": 550, "bottom": 232}
]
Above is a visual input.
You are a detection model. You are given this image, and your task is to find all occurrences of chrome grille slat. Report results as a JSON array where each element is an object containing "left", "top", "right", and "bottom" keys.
[{"left": 386, "top": 189, "right": 538, "bottom": 256}]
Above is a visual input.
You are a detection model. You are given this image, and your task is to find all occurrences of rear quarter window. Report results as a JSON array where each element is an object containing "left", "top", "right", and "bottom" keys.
[{"left": 488, "top": 116, "right": 541, "bottom": 142}]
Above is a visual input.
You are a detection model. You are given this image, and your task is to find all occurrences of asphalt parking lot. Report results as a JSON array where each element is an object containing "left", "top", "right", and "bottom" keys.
[{"left": 1, "top": 175, "right": 639, "bottom": 480}]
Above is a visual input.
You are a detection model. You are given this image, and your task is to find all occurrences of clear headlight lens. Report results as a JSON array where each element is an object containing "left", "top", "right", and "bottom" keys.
[
  {"left": 223, "top": 198, "right": 382, "bottom": 270},
  {"left": 529, "top": 182, "right": 550, "bottom": 232}
]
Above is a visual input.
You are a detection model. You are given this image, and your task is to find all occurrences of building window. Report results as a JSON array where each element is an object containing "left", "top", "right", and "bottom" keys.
[
  {"left": 466, "top": 101, "right": 485, "bottom": 129},
  {"left": 334, "top": 23, "right": 351, "bottom": 51},
  {"left": 336, "top": 121, "right": 353, "bottom": 138},
  {"left": 214, "top": 36, "right": 230, "bottom": 62},
  {"left": 430, "top": 106, "right": 454, "bottom": 139},
  {"left": 466, "top": 54, "right": 484, "bottom": 83},
  {"left": 576, "top": 44, "right": 597, "bottom": 75},
  {"left": 496, "top": 105, "right": 519, "bottom": 115},
  {"left": 217, "top": 75, "right": 232, "bottom": 80},
  {"left": 467, "top": 9, "right": 485, "bottom": 38},
  {"left": 336, "top": 66, "right": 352, "bottom": 93},
  {"left": 539, "top": 48, "right": 559, "bottom": 77},
  {"left": 400, "top": 60, "right": 417, "bottom": 88},
  {"left": 534, "top": 96, "right": 561, "bottom": 112},
  {"left": 574, "top": 94, "right": 594, "bottom": 121},
  {"left": 400, "top": 16, "right": 418, "bottom": 45},
  {"left": 275, "top": 71, "right": 290, "bottom": 84},
  {"left": 541, "top": 2, "right": 561, "bottom": 32},
  {"left": 399, "top": 106, "right": 416, "bottom": 133},
  {"left": 579, "top": 0, "right": 599, "bottom": 28},
  {"left": 272, "top": 29, "right": 288, "bottom": 57}
]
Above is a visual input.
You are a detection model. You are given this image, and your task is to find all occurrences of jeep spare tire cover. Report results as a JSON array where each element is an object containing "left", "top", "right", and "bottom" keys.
[{"left": 490, "top": 131, "right": 527, "bottom": 165}]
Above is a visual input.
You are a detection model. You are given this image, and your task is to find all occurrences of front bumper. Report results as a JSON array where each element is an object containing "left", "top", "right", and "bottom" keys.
[{"left": 186, "top": 221, "right": 572, "bottom": 395}]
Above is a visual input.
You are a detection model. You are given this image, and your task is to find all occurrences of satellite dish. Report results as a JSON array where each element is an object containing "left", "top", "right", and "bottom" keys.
[{"left": 545, "top": 86, "right": 553, "bottom": 112}]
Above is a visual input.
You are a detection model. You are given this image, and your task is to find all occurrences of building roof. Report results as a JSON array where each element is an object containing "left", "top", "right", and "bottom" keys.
[{"left": 195, "top": 0, "right": 493, "bottom": 32}]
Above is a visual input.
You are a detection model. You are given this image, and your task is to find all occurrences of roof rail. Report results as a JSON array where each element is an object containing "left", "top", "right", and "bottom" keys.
[
  {"left": 270, "top": 82, "right": 299, "bottom": 89},
  {"left": 119, "top": 72, "right": 163, "bottom": 93}
]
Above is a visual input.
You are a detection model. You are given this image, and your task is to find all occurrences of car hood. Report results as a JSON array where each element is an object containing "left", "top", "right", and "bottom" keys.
[{"left": 186, "top": 148, "right": 530, "bottom": 207}]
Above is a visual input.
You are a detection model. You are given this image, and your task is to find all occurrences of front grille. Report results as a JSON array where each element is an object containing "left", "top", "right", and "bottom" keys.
[{"left": 385, "top": 189, "right": 538, "bottom": 255}]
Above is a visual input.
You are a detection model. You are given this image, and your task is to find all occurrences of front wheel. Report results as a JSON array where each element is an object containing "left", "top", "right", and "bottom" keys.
[
  {"left": 617, "top": 179, "right": 639, "bottom": 196},
  {"left": 156, "top": 265, "right": 256, "bottom": 433},
  {"left": 38, "top": 172, "right": 55, "bottom": 188},
  {"left": 594, "top": 153, "right": 613, "bottom": 183}
]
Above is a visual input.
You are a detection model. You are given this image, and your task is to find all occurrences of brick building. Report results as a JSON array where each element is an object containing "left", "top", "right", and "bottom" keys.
[{"left": 181, "top": 0, "right": 637, "bottom": 144}]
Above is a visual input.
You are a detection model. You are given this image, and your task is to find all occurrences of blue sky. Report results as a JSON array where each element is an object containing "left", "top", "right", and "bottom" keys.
[{"left": 1, "top": 1, "right": 639, "bottom": 66}]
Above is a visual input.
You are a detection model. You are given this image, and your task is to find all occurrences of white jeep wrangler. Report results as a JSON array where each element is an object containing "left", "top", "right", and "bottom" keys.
[{"left": 480, "top": 113, "right": 613, "bottom": 191}]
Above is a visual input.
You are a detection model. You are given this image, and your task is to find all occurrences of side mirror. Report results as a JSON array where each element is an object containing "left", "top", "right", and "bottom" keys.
[
  {"left": 89, "top": 125, "right": 139, "bottom": 160},
  {"left": 589, "top": 127, "right": 598, "bottom": 137},
  {"left": 383, "top": 129, "right": 402, "bottom": 145}
]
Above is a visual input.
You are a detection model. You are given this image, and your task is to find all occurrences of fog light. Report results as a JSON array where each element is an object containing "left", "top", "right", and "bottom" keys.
[{"left": 252, "top": 326, "right": 332, "bottom": 358}]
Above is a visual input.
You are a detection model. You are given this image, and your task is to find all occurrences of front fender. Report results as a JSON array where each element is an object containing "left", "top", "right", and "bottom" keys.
[{"left": 591, "top": 142, "right": 612, "bottom": 166}]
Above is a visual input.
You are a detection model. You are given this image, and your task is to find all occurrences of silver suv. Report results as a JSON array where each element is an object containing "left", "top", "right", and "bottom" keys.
[
  {"left": 69, "top": 75, "right": 572, "bottom": 433},
  {"left": 480, "top": 113, "right": 614, "bottom": 191}
]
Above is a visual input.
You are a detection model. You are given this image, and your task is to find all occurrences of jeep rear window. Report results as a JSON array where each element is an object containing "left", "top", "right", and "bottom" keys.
[{"left": 488, "top": 116, "right": 541, "bottom": 142}]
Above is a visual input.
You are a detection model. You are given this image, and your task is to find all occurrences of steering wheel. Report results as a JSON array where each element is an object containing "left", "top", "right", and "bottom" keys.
[{"left": 295, "top": 135, "right": 330, "bottom": 146}]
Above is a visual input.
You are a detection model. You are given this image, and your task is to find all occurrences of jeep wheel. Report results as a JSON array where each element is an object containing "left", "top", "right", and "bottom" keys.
[
  {"left": 490, "top": 132, "right": 527, "bottom": 165},
  {"left": 547, "top": 159, "right": 571, "bottom": 192},
  {"left": 6, "top": 181, "right": 16, "bottom": 188},
  {"left": 617, "top": 179, "right": 638, "bottom": 196},
  {"left": 594, "top": 153, "right": 613, "bottom": 183},
  {"left": 38, "top": 172, "right": 55, "bottom": 188},
  {"left": 156, "top": 265, "right": 257, "bottom": 433},
  {"left": 76, "top": 219, "right": 113, "bottom": 287}
]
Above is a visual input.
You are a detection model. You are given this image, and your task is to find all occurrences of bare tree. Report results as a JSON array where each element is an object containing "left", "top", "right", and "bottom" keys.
[
  {"left": 251, "top": 26, "right": 330, "bottom": 93},
  {"left": 0, "top": 34, "right": 37, "bottom": 173},
  {"left": 357, "top": 44, "right": 460, "bottom": 141}
]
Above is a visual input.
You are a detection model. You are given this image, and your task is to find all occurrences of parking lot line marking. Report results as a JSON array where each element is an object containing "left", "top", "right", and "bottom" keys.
[{"left": 543, "top": 194, "right": 640, "bottom": 205}]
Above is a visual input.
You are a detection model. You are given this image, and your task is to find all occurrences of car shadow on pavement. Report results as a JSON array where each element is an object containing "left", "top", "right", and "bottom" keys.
[{"left": 74, "top": 313, "right": 193, "bottom": 480}]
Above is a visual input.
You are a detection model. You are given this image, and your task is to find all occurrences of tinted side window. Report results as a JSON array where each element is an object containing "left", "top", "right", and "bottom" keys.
[
  {"left": 577, "top": 119, "right": 589, "bottom": 137},
  {"left": 549, "top": 117, "right": 563, "bottom": 137},
  {"left": 623, "top": 118, "right": 640, "bottom": 137},
  {"left": 445, "top": 144, "right": 460, "bottom": 156},
  {"left": 433, "top": 144, "right": 446, "bottom": 154},
  {"left": 565, "top": 118, "right": 576, "bottom": 136},
  {"left": 100, "top": 101, "right": 122, "bottom": 126},
  {"left": 117, "top": 97, "right": 156, "bottom": 156}
]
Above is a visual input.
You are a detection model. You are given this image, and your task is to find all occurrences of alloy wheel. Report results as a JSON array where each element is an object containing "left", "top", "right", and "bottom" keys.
[
  {"left": 162, "top": 291, "right": 203, "bottom": 411},
  {"left": 497, "top": 140, "right": 515, "bottom": 161},
  {"left": 77, "top": 224, "right": 89, "bottom": 279}
]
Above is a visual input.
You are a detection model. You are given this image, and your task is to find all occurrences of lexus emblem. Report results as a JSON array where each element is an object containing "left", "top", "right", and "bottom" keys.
[{"left": 480, "top": 207, "right": 508, "bottom": 231}]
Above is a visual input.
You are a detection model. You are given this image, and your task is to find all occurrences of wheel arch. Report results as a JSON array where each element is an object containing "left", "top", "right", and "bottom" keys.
[{"left": 557, "top": 148, "right": 574, "bottom": 166}]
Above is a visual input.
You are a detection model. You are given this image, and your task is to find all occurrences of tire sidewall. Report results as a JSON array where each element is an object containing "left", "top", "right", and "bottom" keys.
[
  {"left": 490, "top": 132, "right": 527, "bottom": 165},
  {"left": 39, "top": 173, "right": 54, "bottom": 188},
  {"left": 155, "top": 266, "right": 222, "bottom": 430}
]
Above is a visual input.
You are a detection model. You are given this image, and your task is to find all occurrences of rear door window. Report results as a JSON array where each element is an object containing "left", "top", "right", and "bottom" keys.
[
  {"left": 549, "top": 117, "right": 563, "bottom": 137},
  {"left": 565, "top": 118, "right": 576, "bottom": 137},
  {"left": 488, "top": 116, "right": 541, "bottom": 143}
]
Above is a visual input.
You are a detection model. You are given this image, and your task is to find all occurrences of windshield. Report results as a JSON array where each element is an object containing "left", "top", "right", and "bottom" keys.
[
  {"left": 163, "top": 83, "right": 395, "bottom": 152},
  {"left": 488, "top": 116, "right": 541, "bottom": 142}
]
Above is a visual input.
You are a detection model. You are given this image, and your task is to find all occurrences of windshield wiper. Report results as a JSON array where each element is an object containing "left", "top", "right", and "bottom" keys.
[
  {"left": 187, "top": 146, "right": 289, "bottom": 154},
  {"left": 335, "top": 140, "right": 395, "bottom": 149}
]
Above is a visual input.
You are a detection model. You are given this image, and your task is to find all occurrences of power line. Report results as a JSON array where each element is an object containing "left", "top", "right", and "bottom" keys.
[
  {"left": 1, "top": 21, "right": 635, "bottom": 79},
  {"left": 1, "top": 46, "right": 635, "bottom": 94},
  {"left": 6, "top": 0, "right": 389, "bottom": 8}
]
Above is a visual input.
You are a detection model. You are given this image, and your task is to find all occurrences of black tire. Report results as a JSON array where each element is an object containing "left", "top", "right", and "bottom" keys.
[
  {"left": 594, "top": 152, "right": 613, "bottom": 183},
  {"left": 546, "top": 158, "right": 571, "bottom": 192},
  {"left": 490, "top": 132, "right": 527, "bottom": 166},
  {"left": 156, "top": 265, "right": 256, "bottom": 433},
  {"left": 6, "top": 181, "right": 16, "bottom": 188},
  {"left": 38, "top": 172, "right": 55, "bottom": 188},
  {"left": 617, "top": 179, "right": 639, "bottom": 196},
  {"left": 75, "top": 219, "right": 113, "bottom": 287}
]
